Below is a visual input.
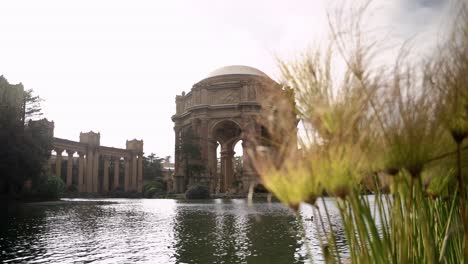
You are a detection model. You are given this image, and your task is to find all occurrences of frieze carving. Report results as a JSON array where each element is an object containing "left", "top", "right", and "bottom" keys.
[
  {"left": 247, "top": 84, "right": 256, "bottom": 101},
  {"left": 211, "top": 89, "right": 240, "bottom": 104}
]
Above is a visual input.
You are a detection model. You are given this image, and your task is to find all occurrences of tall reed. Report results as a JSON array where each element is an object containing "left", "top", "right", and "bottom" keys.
[{"left": 250, "top": 1, "right": 468, "bottom": 263}]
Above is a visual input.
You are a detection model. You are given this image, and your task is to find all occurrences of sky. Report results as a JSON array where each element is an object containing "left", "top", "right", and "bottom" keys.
[{"left": 0, "top": 0, "right": 451, "bottom": 159}]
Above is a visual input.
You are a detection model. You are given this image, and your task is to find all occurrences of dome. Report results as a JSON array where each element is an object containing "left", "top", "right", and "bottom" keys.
[{"left": 206, "top": 65, "right": 269, "bottom": 78}]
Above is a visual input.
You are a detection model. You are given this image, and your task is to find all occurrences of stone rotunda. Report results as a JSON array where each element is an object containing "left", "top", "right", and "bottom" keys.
[{"left": 171, "top": 65, "right": 294, "bottom": 194}]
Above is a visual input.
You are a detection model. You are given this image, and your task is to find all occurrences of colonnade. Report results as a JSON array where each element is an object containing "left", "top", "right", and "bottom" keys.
[
  {"left": 215, "top": 139, "right": 255, "bottom": 193},
  {"left": 53, "top": 148, "right": 144, "bottom": 193},
  {"left": 51, "top": 133, "right": 144, "bottom": 194}
]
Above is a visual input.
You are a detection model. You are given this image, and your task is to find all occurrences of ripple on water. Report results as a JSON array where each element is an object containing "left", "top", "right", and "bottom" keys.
[{"left": 0, "top": 198, "right": 377, "bottom": 263}]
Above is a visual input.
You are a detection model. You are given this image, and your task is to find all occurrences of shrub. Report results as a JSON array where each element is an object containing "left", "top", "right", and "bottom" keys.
[
  {"left": 144, "top": 187, "right": 158, "bottom": 198},
  {"left": 143, "top": 179, "right": 166, "bottom": 198},
  {"left": 185, "top": 184, "right": 210, "bottom": 199},
  {"left": 37, "top": 174, "right": 64, "bottom": 200}
]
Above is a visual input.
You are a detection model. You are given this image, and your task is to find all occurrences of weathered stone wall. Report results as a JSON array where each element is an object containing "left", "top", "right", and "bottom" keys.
[{"left": 172, "top": 72, "right": 282, "bottom": 194}]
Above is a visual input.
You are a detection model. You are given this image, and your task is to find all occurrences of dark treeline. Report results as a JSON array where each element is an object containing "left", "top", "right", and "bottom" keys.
[{"left": 0, "top": 76, "right": 60, "bottom": 201}]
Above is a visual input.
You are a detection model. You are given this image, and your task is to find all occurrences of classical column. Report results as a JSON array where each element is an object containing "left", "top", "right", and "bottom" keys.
[
  {"left": 124, "top": 157, "right": 130, "bottom": 192},
  {"left": 241, "top": 140, "right": 255, "bottom": 192},
  {"left": 132, "top": 154, "right": 137, "bottom": 191},
  {"left": 78, "top": 152, "right": 85, "bottom": 192},
  {"left": 137, "top": 154, "right": 143, "bottom": 192},
  {"left": 93, "top": 151, "right": 100, "bottom": 193},
  {"left": 220, "top": 147, "right": 235, "bottom": 193},
  {"left": 66, "top": 150, "right": 75, "bottom": 187},
  {"left": 241, "top": 80, "right": 249, "bottom": 101},
  {"left": 101, "top": 155, "right": 109, "bottom": 192},
  {"left": 86, "top": 149, "right": 94, "bottom": 192},
  {"left": 55, "top": 148, "right": 63, "bottom": 178},
  {"left": 174, "top": 127, "right": 181, "bottom": 177},
  {"left": 113, "top": 157, "right": 120, "bottom": 190},
  {"left": 208, "top": 140, "right": 219, "bottom": 193}
]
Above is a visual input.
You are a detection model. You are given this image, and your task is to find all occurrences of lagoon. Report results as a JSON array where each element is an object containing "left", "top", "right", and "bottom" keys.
[{"left": 0, "top": 198, "right": 355, "bottom": 263}]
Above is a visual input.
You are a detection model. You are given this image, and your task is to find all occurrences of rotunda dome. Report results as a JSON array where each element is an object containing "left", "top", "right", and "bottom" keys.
[{"left": 206, "top": 65, "right": 269, "bottom": 78}]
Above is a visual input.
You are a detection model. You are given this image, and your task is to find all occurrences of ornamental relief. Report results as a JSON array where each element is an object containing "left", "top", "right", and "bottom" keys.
[
  {"left": 247, "top": 83, "right": 258, "bottom": 101},
  {"left": 211, "top": 89, "right": 240, "bottom": 104},
  {"left": 194, "top": 91, "right": 201, "bottom": 105},
  {"left": 184, "top": 95, "right": 193, "bottom": 109}
]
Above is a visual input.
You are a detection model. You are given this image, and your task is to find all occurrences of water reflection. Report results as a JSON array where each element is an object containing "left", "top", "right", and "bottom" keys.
[
  {"left": 172, "top": 199, "right": 304, "bottom": 263},
  {"left": 0, "top": 198, "right": 378, "bottom": 263},
  {"left": 0, "top": 203, "right": 49, "bottom": 263}
]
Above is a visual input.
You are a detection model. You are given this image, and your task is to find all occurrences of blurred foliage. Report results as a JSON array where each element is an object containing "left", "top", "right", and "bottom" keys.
[{"left": 250, "top": 1, "right": 468, "bottom": 262}]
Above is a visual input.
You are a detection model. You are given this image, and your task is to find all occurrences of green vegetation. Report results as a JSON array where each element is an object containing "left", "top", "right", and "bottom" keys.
[
  {"left": 37, "top": 174, "right": 65, "bottom": 200},
  {"left": 185, "top": 185, "right": 210, "bottom": 199},
  {"left": 143, "top": 153, "right": 164, "bottom": 181},
  {"left": 142, "top": 153, "right": 168, "bottom": 198},
  {"left": 250, "top": 2, "right": 468, "bottom": 263},
  {"left": 0, "top": 76, "right": 55, "bottom": 200},
  {"left": 143, "top": 179, "right": 166, "bottom": 198}
]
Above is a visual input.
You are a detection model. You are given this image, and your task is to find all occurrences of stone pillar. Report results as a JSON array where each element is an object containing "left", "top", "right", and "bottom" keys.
[
  {"left": 208, "top": 140, "right": 219, "bottom": 193},
  {"left": 113, "top": 157, "right": 120, "bottom": 190},
  {"left": 241, "top": 81, "right": 249, "bottom": 101},
  {"left": 199, "top": 119, "right": 209, "bottom": 180},
  {"left": 241, "top": 139, "right": 255, "bottom": 192},
  {"left": 174, "top": 127, "right": 180, "bottom": 177},
  {"left": 132, "top": 154, "right": 137, "bottom": 191},
  {"left": 93, "top": 151, "right": 100, "bottom": 193},
  {"left": 137, "top": 154, "right": 143, "bottom": 192},
  {"left": 78, "top": 152, "right": 85, "bottom": 192},
  {"left": 103, "top": 155, "right": 110, "bottom": 193},
  {"left": 86, "top": 149, "right": 94, "bottom": 192},
  {"left": 220, "top": 147, "right": 235, "bottom": 193},
  {"left": 55, "top": 148, "right": 63, "bottom": 178},
  {"left": 201, "top": 86, "right": 208, "bottom": 105},
  {"left": 66, "top": 150, "right": 75, "bottom": 187},
  {"left": 124, "top": 157, "right": 130, "bottom": 192}
]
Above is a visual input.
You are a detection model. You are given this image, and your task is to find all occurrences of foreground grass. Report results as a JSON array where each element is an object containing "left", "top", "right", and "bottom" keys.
[{"left": 251, "top": 1, "right": 468, "bottom": 263}]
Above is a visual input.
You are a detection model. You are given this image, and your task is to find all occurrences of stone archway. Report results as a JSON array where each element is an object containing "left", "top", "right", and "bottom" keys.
[{"left": 211, "top": 120, "right": 241, "bottom": 192}]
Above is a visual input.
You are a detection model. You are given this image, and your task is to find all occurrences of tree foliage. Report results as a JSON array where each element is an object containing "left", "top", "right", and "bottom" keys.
[
  {"left": 143, "top": 152, "right": 164, "bottom": 181},
  {"left": 22, "top": 89, "right": 43, "bottom": 124},
  {"left": 0, "top": 77, "right": 52, "bottom": 198}
]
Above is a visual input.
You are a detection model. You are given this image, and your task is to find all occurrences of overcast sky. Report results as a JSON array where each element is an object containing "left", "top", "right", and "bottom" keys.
[{"left": 0, "top": 0, "right": 451, "bottom": 159}]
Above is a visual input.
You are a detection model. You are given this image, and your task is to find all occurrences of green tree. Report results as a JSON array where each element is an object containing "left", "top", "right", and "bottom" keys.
[
  {"left": 22, "top": 89, "right": 43, "bottom": 124},
  {"left": 0, "top": 77, "right": 52, "bottom": 198},
  {"left": 143, "top": 152, "right": 164, "bottom": 181}
]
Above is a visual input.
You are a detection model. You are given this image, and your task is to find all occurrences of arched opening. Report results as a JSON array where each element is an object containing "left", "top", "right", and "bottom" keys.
[
  {"left": 211, "top": 120, "right": 242, "bottom": 193},
  {"left": 216, "top": 142, "right": 221, "bottom": 175}
]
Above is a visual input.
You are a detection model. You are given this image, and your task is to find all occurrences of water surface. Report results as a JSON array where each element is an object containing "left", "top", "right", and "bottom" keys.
[{"left": 0, "top": 198, "right": 357, "bottom": 263}]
